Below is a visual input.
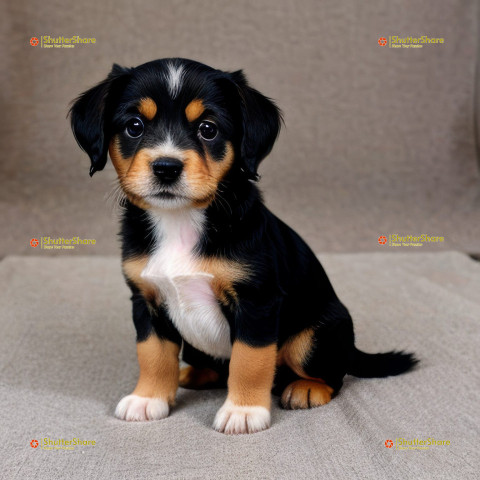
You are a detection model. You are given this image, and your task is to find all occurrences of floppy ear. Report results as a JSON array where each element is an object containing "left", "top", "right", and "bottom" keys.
[
  {"left": 69, "top": 64, "right": 131, "bottom": 176},
  {"left": 230, "top": 70, "right": 282, "bottom": 179}
]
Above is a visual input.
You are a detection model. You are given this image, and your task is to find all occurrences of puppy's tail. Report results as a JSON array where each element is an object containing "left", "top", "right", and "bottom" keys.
[{"left": 347, "top": 347, "right": 418, "bottom": 378}]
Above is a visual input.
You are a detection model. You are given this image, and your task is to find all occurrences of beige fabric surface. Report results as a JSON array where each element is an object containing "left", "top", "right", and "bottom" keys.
[
  {"left": 1, "top": 0, "right": 479, "bottom": 256},
  {"left": 0, "top": 252, "right": 479, "bottom": 480}
]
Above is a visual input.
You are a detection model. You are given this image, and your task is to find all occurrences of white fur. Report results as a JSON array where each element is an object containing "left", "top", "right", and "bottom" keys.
[
  {"left": 165, "top": 62, "right": 184, "bottom": 99},
  {"left": 115, "top": 394, "right": 169, "bottom": 421},
  {"left": 213, "top": 399, "right": 271, "bottom": 434},
  {"left": 141, "top": 208, "right": 232, "bottom": 359},
  {"left": 146, "top": 135, "right": 185, "bottom": 160}
]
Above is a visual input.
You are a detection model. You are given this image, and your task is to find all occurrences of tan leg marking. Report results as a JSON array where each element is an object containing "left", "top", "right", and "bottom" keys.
[
  {"left": 185, "top": 99, "right": 205, "bottom": 122},
  {"left": 122, "top": 255, "right": 159, "bottom": 304},
  {"left": 277, "top": 328, "right": 315, "bottom": 378},
  {"left": 179, "top": 365, "right": 220, "bottom": 389},
  {"left": 133, "top": 335, "right": 180, "bottom": 404},
  {"left": 213, "top": 342, "right": 277, "bottom": 434},
  {"left": 138, "top": 97, "right": 157, "bottom": 120},
  {"left": 281, "top": 379, "right": 334, "bottom": 410},
  {"left": 228, "top": 342, "right": 277, "bottom": 407},
  {"left": 115, "top": 335, "right": 180, "bottom": 421},
  {"left": 277, "top": 329, "right": 334, "bottom": 406}
]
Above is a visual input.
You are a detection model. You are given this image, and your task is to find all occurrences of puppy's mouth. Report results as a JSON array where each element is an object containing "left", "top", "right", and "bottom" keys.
[
  {"left": 155, "top": 191, "right": 178, "bottom": 200},
  {"left": 146, "top": 189, "right": 190, "bottom": 203}
]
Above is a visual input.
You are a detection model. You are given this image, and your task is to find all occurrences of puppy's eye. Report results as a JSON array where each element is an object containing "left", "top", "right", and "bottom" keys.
[
  {"left": 198, "top": 121, "right": 218, "bottom": 141},
  {"left": 125, "top": 118, "right": 144, "bottom": 138}
]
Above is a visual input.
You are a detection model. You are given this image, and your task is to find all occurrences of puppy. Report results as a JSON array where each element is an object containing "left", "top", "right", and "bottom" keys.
[{"left": 70, "top": 58, "right": 417, "bottom": 434}]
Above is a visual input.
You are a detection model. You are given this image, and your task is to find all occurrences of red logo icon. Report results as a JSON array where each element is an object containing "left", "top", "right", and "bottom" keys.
[
  {"left": 385, "top": 439, "right": 394, "bottom": 448},
  {"left": 30, "top": 238, "right": 39, "bottom": 248},
  {"left": 30, "top": 439, "right": 39, "bottom": 448},
  {"left": 378, "top": 37, "right": 387, "bottom": 46},
  {"left": 378, "top": 236, "right": 387, "bottom": 245},
  {"left": 30, "top": 37, "right": 39, "bottom": 47}
]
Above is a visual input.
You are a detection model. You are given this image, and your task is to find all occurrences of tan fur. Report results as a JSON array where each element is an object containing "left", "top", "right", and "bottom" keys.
[
  {"left": 122, "top": 251, "right": 247, "bottom": 314},
  {"left": 138, "top": 97, "right": 157, "bottom": 120},
  {"left": 109, "top": 137, "right": 151, "bottom": 210},
  {"left": 122, "top": 256, "right": 159, "bottom": 303},
  {"left": 132, "top": 335, "right": 180, "bottom": 405},
  {"left": 184, "top": 142, "right": 235, "bottom": 207},
  {"left": 280, "top": 379, "right": 333, "bottom": 409},
  {"left": 123, "top": 252, "right": 245, "bottom": 307},
  {"left": 109, "top": 136, "right": 130, "bottom": 177},
  {"left": 185, "top": 99, "right": 205, "bottom": 122},
  {"left": 120, "top": 148, "right": 157, "bottom": 202},
  {"left": 227, "top": 342, "right": 277, "bottom": 408},
  {"left": 197, "top": 256, "right": 249, "bottom": 305},
  {"left": 277, "top": 328, "right": 315, "bottom": 377},
  {"left": 109, "top": 137, "right": 234, "bottom": 210},
  {"left": 179, "top": 365, "right": 220, "bottom": 389}
]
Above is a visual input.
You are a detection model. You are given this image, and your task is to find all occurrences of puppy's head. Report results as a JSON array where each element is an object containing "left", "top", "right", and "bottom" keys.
[{"left": 70, "top": 58, "right": 281, "bottom": 209}]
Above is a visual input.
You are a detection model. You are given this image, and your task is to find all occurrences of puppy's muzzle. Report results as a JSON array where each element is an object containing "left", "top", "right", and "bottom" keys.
[{"left": 151, "top": 157, "right": 183, "bottom": 184}]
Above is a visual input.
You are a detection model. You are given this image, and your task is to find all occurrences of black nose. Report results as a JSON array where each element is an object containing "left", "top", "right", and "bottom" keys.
[{"left": 151, "top": 157, "right": 183, "bottom": 184}]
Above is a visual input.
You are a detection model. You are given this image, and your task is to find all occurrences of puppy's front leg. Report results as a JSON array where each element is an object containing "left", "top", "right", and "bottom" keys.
[
  {"left": 214, "top": 341, "right": 277, "bottom": 434},
  {"left": 115, "top": 295, "right": 181, "bottom": 421}
]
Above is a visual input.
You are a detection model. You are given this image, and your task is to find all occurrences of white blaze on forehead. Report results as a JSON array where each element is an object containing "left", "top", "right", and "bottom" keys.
[{"left": 165, "top": 62, "right": 185, "bottom": 99}]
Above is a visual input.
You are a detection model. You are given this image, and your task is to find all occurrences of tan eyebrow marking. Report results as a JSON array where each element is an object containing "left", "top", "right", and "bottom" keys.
[
  {"left": 185, "top": 99, "right": 205, "bottom": 122},
  {"left": 138, "top": 97, "right": 157, "bottom": 120}
]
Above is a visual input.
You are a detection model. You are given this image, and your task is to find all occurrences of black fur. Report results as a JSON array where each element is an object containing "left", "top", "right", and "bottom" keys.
[
  {"left": 70, "top": 64, "right": 133, "bottom": 176},
  {"left": 70, "top": 58, "right": 418, "bottom": 404}
]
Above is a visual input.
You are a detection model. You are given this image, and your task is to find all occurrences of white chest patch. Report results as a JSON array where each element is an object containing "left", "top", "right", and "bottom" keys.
[{"left": 141, "top": 209, "right": 232, "bottom": 359}]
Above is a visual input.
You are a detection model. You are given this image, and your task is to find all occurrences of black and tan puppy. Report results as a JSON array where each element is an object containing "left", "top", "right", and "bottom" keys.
[{"left": 70, "top": 58, "right": 417, "bottom": 434}]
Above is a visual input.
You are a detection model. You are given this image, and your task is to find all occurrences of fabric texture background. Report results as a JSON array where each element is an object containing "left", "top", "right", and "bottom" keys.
[
  {"left": 1, "top": 0, "right": 479, "bottom": 255},
  {"left": 0, "top": 253, "right": 479, "bottom": 479}
]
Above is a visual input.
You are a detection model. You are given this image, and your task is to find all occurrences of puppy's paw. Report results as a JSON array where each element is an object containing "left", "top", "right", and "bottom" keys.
[
  {"left": 213, "top": 399, "right": 271, "bottom": 434},
  {"left": 114, "top": 394, "right": 169, "bottom": 421},
  {"left": 280, "top": 380, "right": 334, "bottom": 410}
]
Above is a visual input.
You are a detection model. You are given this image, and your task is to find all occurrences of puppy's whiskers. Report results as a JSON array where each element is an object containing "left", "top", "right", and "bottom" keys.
[
  {"left": 106, "top": 179, "right": 128, "bottom": 213},
  {"left": 213, "top": 189, "right": 233, "bottom": 217}
]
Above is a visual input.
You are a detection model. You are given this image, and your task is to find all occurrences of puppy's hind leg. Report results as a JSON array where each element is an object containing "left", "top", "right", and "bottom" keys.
[
  {"left": 277, "top": 323, "right": 349, "bottom": 410},
  {"left": 179, "top": 341, "right": 228, "bottom": 390}
]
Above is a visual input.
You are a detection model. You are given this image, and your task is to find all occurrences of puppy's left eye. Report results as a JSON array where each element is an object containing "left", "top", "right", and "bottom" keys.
[
  {"left": 125, "top": 117, "right": 144, "bottom": 138},
  {"left": 198, "top": 121, "right": 218, "bottom": 141}
]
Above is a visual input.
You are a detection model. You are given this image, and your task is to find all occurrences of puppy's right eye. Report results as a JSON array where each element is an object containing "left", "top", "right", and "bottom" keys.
[{"left": 125, "top": 118, "right": 144, "bottom": 138}]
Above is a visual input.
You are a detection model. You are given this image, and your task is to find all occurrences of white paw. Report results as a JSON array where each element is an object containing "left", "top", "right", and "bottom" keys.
[
  {"left": 114, "top": 394, "right": 169, "bottom": 421},
  {"left": 213, "top": 399, "right": 271, "bottom": 434}
]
